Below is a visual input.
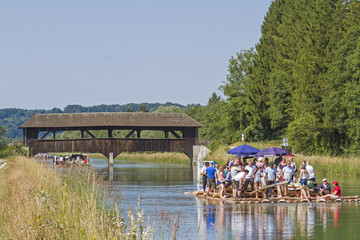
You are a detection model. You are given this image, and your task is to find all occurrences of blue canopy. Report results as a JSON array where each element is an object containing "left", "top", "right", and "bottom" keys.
[
  {"left": 255, "top": 147, "right": 289, "bottom": 157},
  {"left": 227, "top": 144, "right": 260, "bottom": 157}
]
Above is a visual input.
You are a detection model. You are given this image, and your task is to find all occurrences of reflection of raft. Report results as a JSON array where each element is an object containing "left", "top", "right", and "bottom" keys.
[{"left": 185, "top": 191, "right": 359, "bottom": 203}]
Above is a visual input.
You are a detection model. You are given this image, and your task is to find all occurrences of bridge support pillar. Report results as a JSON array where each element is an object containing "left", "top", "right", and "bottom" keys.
[{"left": 109, "top": 152, "right": 114, "bottom": 181}]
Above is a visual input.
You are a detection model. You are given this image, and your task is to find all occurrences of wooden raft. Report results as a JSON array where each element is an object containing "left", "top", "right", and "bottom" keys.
[{"left": 184, "top": 191, "right": 360, "bottom": 204}]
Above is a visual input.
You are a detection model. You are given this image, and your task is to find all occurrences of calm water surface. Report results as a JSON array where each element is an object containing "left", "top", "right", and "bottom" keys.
[{"left": 91, "top": 158, "right": 360, "bottom": 240}]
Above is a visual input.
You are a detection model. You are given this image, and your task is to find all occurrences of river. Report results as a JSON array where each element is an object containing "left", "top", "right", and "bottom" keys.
[{"left": 91, "top": 158, "right": 360, "bottom": 239}]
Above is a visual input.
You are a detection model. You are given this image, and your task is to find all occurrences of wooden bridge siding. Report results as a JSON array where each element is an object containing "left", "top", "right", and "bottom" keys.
[
  {"left": 25, "top": 126, "right": 198, "bottom": 159},
  {"left": 29, "top": 138, "right": 188, "bottom": 158}
]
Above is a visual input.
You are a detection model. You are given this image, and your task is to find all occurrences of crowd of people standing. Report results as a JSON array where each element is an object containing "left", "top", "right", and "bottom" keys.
[{"left": 200, "top": 156, "right": 341, "bottom": 200}]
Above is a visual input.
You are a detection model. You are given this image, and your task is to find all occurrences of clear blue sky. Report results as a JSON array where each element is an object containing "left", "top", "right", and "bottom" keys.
[{"left": 0, "top": 0, "right": 273, "bottom": 109}]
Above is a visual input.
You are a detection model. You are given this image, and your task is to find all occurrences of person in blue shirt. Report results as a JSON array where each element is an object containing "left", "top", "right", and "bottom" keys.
[
  {"left": 265, "top": 162, "right": 277, "bottom": 197},
  {"left": 206, "top": 162, "right": 218, "bottom": 194},
  {"left": 281, "top": 161, "right": 296, "bottom": 197}
]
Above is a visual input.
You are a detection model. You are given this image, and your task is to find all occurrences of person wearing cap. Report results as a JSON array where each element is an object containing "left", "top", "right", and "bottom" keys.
[
  {"left": 319, "top": 181, "right": 341, "bottom": 200},
  {"left": 317, "top": 179, "right": 331, "bottom": 196},
  {"left": 256, "top": 157, "right": 265, "bottom": 171}
]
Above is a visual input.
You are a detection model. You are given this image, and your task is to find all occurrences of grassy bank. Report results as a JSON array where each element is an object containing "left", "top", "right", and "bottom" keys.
[
  {"left": 206, "top": 142, "right": 360, "bottom": 176},
  {"left": 0, "top": 156, "right": 154, "bottom": 239}
]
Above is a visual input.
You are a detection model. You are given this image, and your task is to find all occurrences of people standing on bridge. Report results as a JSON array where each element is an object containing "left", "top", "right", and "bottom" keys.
[
  {"left": 206, "top": 162, "right": 217, "bottom": 195},
  {"left": 200, "top": 162, "right": 209, "bottom": 191}
]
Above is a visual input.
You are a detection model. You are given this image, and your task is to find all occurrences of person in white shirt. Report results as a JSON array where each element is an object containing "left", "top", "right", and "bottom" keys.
[
  {"left": 200, "top": 162, "right": 209, "bottom": 191},
  {"left": 306, "top": 162, "right": 316, "bottom": 182},
  {"left": 234, "top": 168, "right": 247, "bottom": 198},
  {"left": 241, "top": 161, "right": 256, "bottom": 197},
  {"left": 231, "top": 162, "right": 240, "bottom": 197}
]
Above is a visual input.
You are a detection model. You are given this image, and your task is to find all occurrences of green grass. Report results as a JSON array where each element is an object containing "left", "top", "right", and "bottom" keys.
[{"left": 0, "top": 156, "right": 155, "bottom": 239}]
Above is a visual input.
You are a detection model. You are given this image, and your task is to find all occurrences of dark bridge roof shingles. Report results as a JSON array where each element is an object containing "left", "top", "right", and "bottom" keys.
[{"left": 19, "top": 112, "right": 202, "bottom": 128}]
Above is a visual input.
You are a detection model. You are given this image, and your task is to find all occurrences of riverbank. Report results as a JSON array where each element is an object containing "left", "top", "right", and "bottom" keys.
[
  {"left": 0, "top": 156, "right": 154, "bottom": 239},
  {"left": 205, "top": 142, "right": 360, "bottom": 176}
]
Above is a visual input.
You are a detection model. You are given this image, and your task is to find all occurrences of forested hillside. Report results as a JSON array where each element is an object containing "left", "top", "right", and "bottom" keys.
[{"left": 216, "top": 0, "right": 360, "bottom": 155}]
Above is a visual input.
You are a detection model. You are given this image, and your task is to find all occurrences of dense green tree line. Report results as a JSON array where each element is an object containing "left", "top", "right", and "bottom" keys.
[{"left": 217, "top": 0, "right": 360, "bottom": 155}]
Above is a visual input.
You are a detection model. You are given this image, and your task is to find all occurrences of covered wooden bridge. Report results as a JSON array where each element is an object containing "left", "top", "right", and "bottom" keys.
[{"left": 19, "top": 112, "right": 202, "bottom": 165}]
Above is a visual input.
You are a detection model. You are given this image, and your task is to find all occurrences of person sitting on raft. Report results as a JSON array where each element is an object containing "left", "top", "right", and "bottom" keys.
[
  {"left": 318, "top": 181, "right": 341, "bottom": 200},
  {"left": 317, "top": 179, "right": 331, "bottom": 196}
]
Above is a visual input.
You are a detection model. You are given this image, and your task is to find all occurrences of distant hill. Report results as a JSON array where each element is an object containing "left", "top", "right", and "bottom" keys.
[{"left": 0, "top": 102, "right": 199, "bottom": 139}]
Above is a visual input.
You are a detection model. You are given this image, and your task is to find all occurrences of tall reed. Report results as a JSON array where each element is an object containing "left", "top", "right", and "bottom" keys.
[{"left": 0, "top": 156, "right": 154, "bottom": 239}]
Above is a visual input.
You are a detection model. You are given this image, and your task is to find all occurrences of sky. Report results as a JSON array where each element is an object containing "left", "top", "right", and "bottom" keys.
[{"left": 0, "top": 0, "right": 273, "bottom": 110}]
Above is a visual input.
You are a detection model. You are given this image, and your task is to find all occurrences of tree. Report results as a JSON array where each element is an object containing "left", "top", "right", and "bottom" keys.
[
  {"left": 137, "top": 104, "right": 149, "bottom": 112},
  {"left": 155, "top": 106, "right": 182, "bottom": 113},
  {"left": 220, "top": 49, "right": 255, "bottom": 142},
  {"left": 0, "top": 125, "right": 7, "bottom": 149},
  {"left": 125, "top": 107, "right": 133, "bottom": 112}
]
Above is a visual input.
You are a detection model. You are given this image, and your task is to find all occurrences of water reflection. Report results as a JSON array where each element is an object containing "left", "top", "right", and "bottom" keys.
[
  {"left": 197, "top": 199, "right": 343, "bottom": 239},
  {"left": 89, "top": 158, "right": 360, "bottom": 239}
]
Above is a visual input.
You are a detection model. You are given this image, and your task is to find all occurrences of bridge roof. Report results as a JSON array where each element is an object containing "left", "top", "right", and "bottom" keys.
[{"left": 19, "top": 112, "right": 202, "bottom": 129}]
